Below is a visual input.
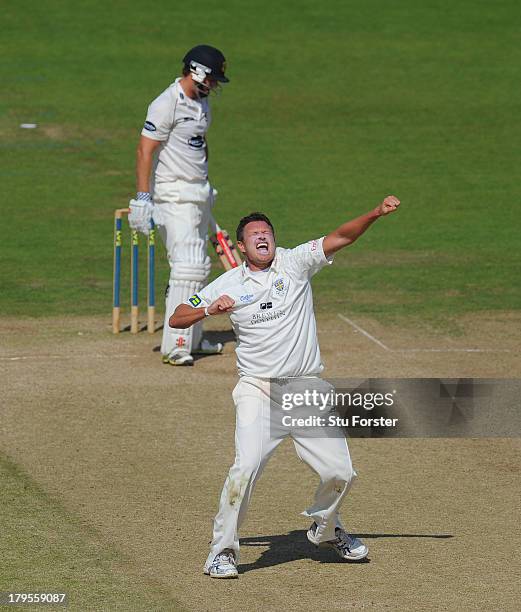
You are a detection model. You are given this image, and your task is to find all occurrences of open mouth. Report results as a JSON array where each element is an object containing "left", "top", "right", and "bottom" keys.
[{"left": 256, "top": 241, "right": 269, "bottom": 253}]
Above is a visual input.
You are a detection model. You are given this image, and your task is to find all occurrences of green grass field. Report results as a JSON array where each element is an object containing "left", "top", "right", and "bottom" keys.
[
  {"left": 1, "top": 453, "right": 182, "bottom": 611},
  {"left": 2, "top": 0, "right": 520, "bottom": 323}
]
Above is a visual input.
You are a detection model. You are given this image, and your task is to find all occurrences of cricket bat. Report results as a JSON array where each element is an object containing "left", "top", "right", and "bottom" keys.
[{"left": 210, "top": 216, "right": 242, "bottom": 270}]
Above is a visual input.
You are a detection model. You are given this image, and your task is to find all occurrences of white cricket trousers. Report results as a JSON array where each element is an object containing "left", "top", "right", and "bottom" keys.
[
  {"left": 205, "top": 376, "right": 357, "bottom": 566},
  {"left": 153, "top": 180, "right": 214, "bottom": 355}
]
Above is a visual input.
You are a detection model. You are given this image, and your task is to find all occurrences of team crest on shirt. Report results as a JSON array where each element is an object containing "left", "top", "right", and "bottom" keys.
[
  {"left": 188, "top": 294, "right": 202, "bottom": 307},
  {"left": 272, "top": 276, "right": 289, "bottom": 299}
]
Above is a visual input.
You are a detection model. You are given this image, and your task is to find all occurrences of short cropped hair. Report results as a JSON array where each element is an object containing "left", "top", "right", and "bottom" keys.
[{"left": 236, "top": 212, "right": 275, "bottom": 243}]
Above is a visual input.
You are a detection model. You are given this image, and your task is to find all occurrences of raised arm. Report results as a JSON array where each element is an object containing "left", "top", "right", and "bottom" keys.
[{"left": 322, "top": 195, "right": 400, "bottom": 257}]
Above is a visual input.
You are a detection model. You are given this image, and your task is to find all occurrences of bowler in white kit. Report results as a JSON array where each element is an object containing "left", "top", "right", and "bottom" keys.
[{"left": 170, "top": 196, "right": 400, "bottom": 578}]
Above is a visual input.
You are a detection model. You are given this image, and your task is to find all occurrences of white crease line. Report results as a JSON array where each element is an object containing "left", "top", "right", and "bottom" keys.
[
  {"left": 337, "top": 314, "right": 511, "bottom": 353},
  {"left": 337, "top": 314, "right": 391, "bottom": 351}
]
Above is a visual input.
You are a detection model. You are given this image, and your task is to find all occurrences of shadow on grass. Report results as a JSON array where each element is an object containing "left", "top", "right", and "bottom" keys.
[{"left": 238, "top": 529, "right": 453, "bottom": 573}]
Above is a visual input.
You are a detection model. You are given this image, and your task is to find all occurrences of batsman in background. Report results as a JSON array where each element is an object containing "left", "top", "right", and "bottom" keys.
[
  {"left": 128, "top": 45, "right": 229, "bottom": 366},
  {"left": 170, "top": 195, "right": 400, "bottom": 578}
]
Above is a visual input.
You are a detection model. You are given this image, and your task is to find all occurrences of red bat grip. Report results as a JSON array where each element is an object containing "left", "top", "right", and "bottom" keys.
[{"left": 216, "top": 231, "right": 238, "bottom": 268}]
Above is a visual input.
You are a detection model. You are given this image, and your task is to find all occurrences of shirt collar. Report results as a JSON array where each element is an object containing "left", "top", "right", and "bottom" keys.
[
  {"left": 240, "top": 251, "right": 280, "bottom": 282},
  {"left": 175, "top": 78, "right": 200, "bottom": 106}
]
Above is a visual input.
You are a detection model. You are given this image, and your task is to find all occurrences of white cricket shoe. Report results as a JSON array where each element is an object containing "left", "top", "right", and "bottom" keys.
[
  {"left": 204, "top": 549, "right": 238, "bottom": 579},
  {"left": 162, "top": 349, "right": 194, "bottom": 366},
  {"left": 192, "top": 339, "right": 223, "bottom": 355},
  {"left": 307, "top": 522, "right": 368, "bottom": 561}
]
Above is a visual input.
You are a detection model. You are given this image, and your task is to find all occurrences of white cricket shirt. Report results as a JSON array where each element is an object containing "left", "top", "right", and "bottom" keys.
[
  {"left": 141, "top": 78, "right": 211, "bottom": 183},
  {"left": 186, "top": 238, "right": 333, "bottom": 378}
]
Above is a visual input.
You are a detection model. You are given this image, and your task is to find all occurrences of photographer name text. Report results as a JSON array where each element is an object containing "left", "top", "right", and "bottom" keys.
[{"left": 281, "top": 415, "right": 398, "bottom": 428}]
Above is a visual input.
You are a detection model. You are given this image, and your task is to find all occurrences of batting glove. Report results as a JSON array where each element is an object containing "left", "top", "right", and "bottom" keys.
[{"left": 128, "top": 198, "right": 153, "bottom": 236}]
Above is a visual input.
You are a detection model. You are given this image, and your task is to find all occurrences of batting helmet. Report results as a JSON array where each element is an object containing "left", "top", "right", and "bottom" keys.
[{"left": 183, "top": 45, "right": 229, "bottom": 83}]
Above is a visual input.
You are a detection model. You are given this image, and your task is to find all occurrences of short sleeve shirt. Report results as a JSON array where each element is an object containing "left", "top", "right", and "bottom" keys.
[
  {"left": 141, "top": 78, "right": 211, "bottom": 183},
  {"left": 186, "top": 237, "right": 333, "bottom": 378}
]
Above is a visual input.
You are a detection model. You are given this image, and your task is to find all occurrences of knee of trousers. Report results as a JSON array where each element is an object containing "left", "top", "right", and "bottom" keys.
[
  {"left": 321, "top": 462, "right": 356, "bottom": 488},
  {"left": 230, "top": 455, "right": 261, "bottom": 478},
  {"left": 228, "top": 456, "right": 263, "bottom": 490},
  {"left": 225, "top": 464, "right": 261, "bottom": 508},
  {"left": 170, "top": 259, "right": 211, "bottom": 283}
]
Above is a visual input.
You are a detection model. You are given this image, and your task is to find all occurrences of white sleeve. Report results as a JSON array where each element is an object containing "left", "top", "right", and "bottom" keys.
[
  {"left": 141, "top": 88, "right": 176, "bottom": 141},
  {"left": 285, "top": 237, "right": 334, "bottom": 278},
  {"left": 184, "top": 277, "right": 221, "bottom": 309}
]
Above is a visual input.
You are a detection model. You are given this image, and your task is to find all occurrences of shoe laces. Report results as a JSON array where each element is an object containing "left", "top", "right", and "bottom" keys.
[
  {"left": 215, "top": 550, "right": 235, "bottom": 566},
  {"left": 334, "top": 529, "right": 356, "bottom": 551}
]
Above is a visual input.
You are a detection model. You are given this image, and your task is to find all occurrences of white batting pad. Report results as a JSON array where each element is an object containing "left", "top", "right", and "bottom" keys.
[{"left": 161, "top": 279, "right": 203, "bottom": 355}]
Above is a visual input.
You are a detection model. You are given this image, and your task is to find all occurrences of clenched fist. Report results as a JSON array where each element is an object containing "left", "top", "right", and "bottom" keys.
[
  {"left": 207, "top": 294, "right": 235, "bottom": 315},
  {"left": 376, "top": 195, "right": 400, "bottom": 216}
]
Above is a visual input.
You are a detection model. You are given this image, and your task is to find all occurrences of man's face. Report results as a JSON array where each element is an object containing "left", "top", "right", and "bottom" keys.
[
  {"left": 204, "top": 76, "right": 219, "bottom": 93},
  {"left": 184, "top": 74, "right": 220, "bottom": 99},
  {"left": 196, "top": 76, "right": 219, "bottom": 98},
  {"left": 238, "top": 221, "right": 276, "bottom": 269}
]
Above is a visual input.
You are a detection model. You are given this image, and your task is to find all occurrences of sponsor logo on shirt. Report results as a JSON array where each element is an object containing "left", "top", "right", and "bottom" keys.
[
  {"left": 260, "top": 302, "right": 273, "bottom": 310},
  {"left": 188, "top": 135, "right": 205, "bottom": 149},
  {"left": 250, "top": 309, "right": 286, "bottom": 325},
  {"left": 188, "top": 294, "right": 202, "bottom": 307},
  {"left": 240, "top": 293, "right": 254, "bottom": 303},
  {"left": 179, "top": 92, "right": 185, "bottom": 99},
  {"left": 310, "top": 240, "right": 318, "bottom": 251},
  {"left": 178, "top": 117, "right": 195, "bottom": 123},
  {"left": 144, "top": 121, "right": 157, "bottom": 132}
]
